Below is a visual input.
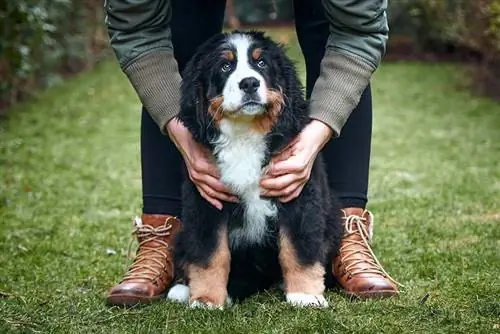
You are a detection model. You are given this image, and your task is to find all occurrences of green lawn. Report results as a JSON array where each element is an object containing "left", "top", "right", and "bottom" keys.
[{"left": 1, "top": 30, "right": 499, "bottom": 334}]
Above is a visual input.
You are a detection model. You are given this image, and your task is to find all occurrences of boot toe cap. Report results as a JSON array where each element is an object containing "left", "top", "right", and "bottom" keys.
[
  {"left": 106, "top": 282, "right": 163, "bottom": 307},
  {"left": 347, "top": 275, "right": 398, "bottom": 299}
]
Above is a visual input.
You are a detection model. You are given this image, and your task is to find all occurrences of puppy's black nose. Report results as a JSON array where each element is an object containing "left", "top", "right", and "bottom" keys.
[{"left": 239, "top": 77, "right": 260, "bottom": 93}]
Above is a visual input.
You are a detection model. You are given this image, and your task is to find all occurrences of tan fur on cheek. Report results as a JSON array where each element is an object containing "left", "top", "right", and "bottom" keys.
[
  {"left": 279, "top": 231, "right": 325, "bottom": 295},
  {"left": 187, "top": 226, "right": 231, "bottom": 306},
  {"left": 208, "top": 96, "right": 225, "bottom": 126},
  {"left": 250, "top": 88, "right": 285, "bottom": 133}
]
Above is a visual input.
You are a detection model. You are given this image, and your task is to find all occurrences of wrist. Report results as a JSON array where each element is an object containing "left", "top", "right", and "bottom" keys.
[
  {"left": 165, "top": 118, "right": 191, "bottom": 152},
  {"left": 308, "top": 119, "right": 334, "bottom": 150},
  {"left": 165, "top": 117, "right": 178, "bottom": 137}
]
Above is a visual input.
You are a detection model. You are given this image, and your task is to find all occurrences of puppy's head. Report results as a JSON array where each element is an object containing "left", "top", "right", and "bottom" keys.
[{"left": 178, "top": 31, "right": 292, "bottom": 142}]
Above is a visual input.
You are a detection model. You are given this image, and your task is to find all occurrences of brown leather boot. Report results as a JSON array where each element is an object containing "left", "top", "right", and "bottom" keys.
[
  {"left": 106, "top": 214, "right": 181, "bottom": 307},
  {"left": 332, "top": 208, "right": 401, "bottom": 299}
]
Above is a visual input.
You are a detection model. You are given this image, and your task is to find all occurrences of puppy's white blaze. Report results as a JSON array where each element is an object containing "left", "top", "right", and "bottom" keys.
[
  {"left": 285, "top": 293, "right": 329, "bottom": 308},
  {"left": 166, "top": 284, "right": 190, "bottom": 303},
  {"left": 213, "top": 119, "right": 277, "bottom": 248},
  {"left": 222, "top": 34, "right": 268, "bottom": 112}
]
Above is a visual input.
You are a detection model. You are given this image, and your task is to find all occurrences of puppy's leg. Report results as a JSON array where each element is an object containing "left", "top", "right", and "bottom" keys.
[
  {"left": 173, "top": 180, "right": 231, "bottom": 309},
  {"left": 188, "top": 225, "right": 231, "bottom": 309},
  {"left": 278, "top": 231, "right": 328, "bottom": 308}
]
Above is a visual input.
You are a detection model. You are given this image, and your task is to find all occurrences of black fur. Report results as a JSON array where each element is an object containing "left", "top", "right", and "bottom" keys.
[{"left": 174, "top": 31, "right": 342, "bottom": 302}]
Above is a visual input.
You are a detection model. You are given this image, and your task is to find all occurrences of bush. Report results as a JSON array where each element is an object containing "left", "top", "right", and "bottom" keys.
[
  {"left": 2, "top": 0, "right": 499, "bottom": 110},
  {"left": 0, "top": 0, "right": 108, "bottom": 111},
  {"left": 388, "top": 0, "right": 500, "bottom": 99}
]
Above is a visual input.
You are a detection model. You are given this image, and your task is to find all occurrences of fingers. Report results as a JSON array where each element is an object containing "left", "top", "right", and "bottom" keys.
[
  {"left": 260, "top": 158, "right": 310, "bottom": 200},
  {"left": 190, "top": 169, "right": 237, "bottom": 200},
  {"left": 261, "top": 179, "right": 303, "bottom": 198},
  {"left": 260, "top": 163, "right": 310, "bottom": 190},
  {"left": 191, "top": 157, "right": 220, "bottom": 179},
  {"left": 278, "top": 186, "right": 304, "bottom": 203},
  {"left": 199, "top": 178, "right": 239, "bottom": 203},
  {"left": 260, "top": 173, "right": 298, "bottom": 192},
  {"left": 187, "top": 164, "right": 239, "bottom": 210},
  {"left": 197, "top": 187, "right": 223, "bottom": 211},
  {"left": 267, "top": 156, "right": 308, "bottom": 177},
  {"left": 196, "top": 182, "right": 239, "bottom": 211}
]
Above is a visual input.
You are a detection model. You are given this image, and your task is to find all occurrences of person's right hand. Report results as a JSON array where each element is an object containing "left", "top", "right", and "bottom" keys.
[{"left": 166, "top": 118, "right": 238, "bottom": 210}]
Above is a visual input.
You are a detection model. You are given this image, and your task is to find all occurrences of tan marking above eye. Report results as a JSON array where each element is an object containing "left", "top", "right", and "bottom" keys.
[
  {"left": 252, "top": 48, "right": 262, "bottom": 61},
  {"left": 222, "top": 50, "right": 235, "bottom": 61}
]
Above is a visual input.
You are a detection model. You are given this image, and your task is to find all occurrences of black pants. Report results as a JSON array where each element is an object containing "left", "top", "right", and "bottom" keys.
[{"left": 141, "top": 0, "right": 372, "bottom": 217}]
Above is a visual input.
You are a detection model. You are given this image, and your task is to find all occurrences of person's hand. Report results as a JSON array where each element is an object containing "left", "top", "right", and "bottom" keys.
[
  {"left": 166, "top": 118, "right": 238, "bottom": 210},
  {"left": 260, "top": 120, "right": 334, "bottom": 203}
]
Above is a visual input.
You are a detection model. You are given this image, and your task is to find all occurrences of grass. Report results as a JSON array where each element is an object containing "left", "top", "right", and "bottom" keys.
[{"left": 1, "top": 29, "right": 500, "bottom": 334}]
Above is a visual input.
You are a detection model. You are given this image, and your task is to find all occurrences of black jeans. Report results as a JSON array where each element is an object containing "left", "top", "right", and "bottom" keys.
[{"left": 141, "top": 0, "right": 372, "bottom": 217}]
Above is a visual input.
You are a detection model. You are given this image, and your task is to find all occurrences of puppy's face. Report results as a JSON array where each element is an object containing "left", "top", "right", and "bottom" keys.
[
  {"left": 194, "top": 32, "right": 285, "bottom": 127},
  {"left": 217, "top": 34, "right": 271, "bottom": 116}
]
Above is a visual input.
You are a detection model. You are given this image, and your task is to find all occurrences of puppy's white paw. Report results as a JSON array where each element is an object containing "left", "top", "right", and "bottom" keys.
[
  {"left": 189, "top": 300, "right": 224, "bottom": 310},
  {"left": 166, "top": 284, "right": 190, "bottom": 303},
  {"left": 286, "top": 293, "right": 329, "bottom": 308}
]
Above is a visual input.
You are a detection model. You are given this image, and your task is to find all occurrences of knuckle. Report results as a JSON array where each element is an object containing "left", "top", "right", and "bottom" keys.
[
  {"left": 193, "top": 160, "right": 206, "bottom": 172},
  {"left": 213, "top": 182, "right": 225, "bottom": 192},
  {"left": 190, "top": 170, "right": 201, "bottom": 181},
  {"left": 283, "top": 187, "right": 295, "bottom": 196},
  {"left": 205, "top": 188, "right": 216, "bottom": 198},
  {"left": 188, "top": 171, "right": 196, "bottom": 182},
  {"left": 192, "top": 162, "right": 201, "bottom": 172}
]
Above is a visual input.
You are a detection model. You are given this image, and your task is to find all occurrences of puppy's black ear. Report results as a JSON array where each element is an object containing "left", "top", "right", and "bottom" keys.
[
  {"left": 274, "top": 44, "right": 309, "bottom": 124},
  {"left": 178, "top": 53, "right": 211, "bottom": 145}
]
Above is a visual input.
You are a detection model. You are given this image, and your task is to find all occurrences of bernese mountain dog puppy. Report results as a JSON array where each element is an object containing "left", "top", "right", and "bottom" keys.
[{"left": 166, "top": 31, "right": 342, "bottom": 309}]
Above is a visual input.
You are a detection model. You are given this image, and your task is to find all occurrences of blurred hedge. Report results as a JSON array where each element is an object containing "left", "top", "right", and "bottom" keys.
[
  {"left": 388, "top": 0, "right": 500, "bottom": 97},
  {"left": 0, "top": 0, "right": 108, "bottom": 111},
  {"left": 1, "top": 0, "right": 500, "bottom": 112}
]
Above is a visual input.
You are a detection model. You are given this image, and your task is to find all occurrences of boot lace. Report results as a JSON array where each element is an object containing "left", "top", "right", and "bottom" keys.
[
  {"left": 122, "top": 217, "right": 174, "bottom": 282},
  {"left": 340, "top": 212, "right": 403, "bottom": 287}
]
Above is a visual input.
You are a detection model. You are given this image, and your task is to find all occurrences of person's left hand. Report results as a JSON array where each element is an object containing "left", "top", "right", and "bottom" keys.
[{"left": 260, "top": 120, "right": 334, "bottom": 203}]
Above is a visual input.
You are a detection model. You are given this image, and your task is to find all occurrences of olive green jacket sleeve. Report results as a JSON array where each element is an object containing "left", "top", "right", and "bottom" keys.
[
  {"left": 104, "top": 0, "right": 180, "bottom": 134},
  {"left": 310, "top": 0, "right": 389, "bottom": 136}
]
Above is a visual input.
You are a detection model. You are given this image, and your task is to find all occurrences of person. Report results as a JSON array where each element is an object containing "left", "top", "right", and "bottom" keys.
[{"left": 104, "top": 0, "right": 400, "bottom": 307}]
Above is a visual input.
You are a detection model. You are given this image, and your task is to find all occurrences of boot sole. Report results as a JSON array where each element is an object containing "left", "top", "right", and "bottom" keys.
[
  {"left": 106, "top": 293, "right": 164, "bottom": 307},
  {"left": 343, "top": 289, "right": 398, "bottom": 300}
]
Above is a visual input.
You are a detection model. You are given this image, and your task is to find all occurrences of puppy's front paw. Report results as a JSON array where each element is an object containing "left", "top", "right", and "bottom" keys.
[
  {"left": 189, "top": 297, "right": 231, "bottom": 310},
  {"left": 189, "top": 299, "right": 224, "bottom": 310},
  {"left": 286, "top": 293, "right": 329, "bottom": 308},
  {"left": 166, "top": 284, "right": 190, "bottom": 303},
  {"left": 189, "top": 296, "right": 233, "bottom": 310}
]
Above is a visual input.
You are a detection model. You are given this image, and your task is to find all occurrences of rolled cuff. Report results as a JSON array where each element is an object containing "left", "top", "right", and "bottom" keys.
[
  {"left": 124, "top": 50, "right": 181, "bottom": 134},
  {"left": 309, "top": 50, "right": 374, "bottom": 136}
]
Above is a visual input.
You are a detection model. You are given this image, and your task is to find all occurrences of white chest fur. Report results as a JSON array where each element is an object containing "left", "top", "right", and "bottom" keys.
[{"left": 213, "top": 119, "right": 278, "bottom": 248}]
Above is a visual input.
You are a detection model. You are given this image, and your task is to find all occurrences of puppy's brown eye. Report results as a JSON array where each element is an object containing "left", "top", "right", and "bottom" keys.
[
  {"left": 222, "top": 63, "right": 232, "bottom": 72},
  {"left": 256, "top": 59, "right": 266, "bottom": 68}
]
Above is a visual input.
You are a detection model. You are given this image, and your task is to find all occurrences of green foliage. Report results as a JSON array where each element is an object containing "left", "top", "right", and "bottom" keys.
[
  {"left": 0, "top": 0, "right": 107, "bottom": 110},
  {"left": 388, "top": 0, "right": 500, "bottom": 99},
  {"left": 389, "top": 0, "right": 500, "bottom": 53}
]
